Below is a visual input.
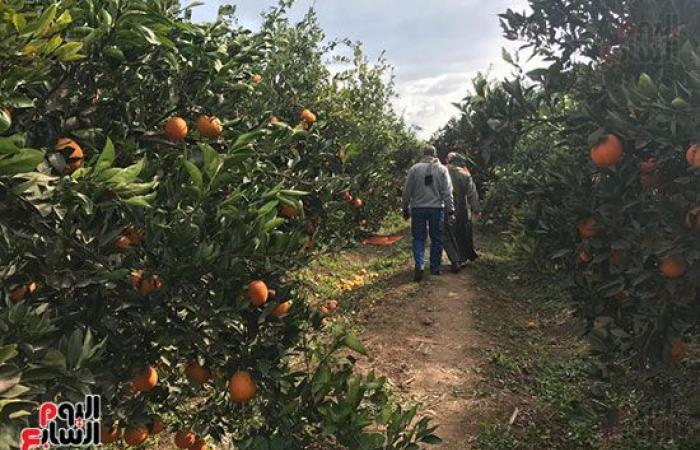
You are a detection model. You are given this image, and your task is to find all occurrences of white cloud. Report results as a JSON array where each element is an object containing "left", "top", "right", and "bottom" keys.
[{"left": 193, "top": 0, "right": 535, "bottom": 139}]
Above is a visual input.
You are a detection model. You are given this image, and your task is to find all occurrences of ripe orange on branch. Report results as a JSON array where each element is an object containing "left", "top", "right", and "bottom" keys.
[
  {"left": 280, "top": 204, "right": 298, "bottom": 218},
  {"left": 56, "top": 138, "right": 84, "bottom": 173},
  {"left": 9, "top": 281, "right": 37, "bottom": 303},
  {"left": 185, "top": 360, "right": 211, "bottom": 385},
  {"left": 590, "top": 134, "right": 623, "bottom": 168},
  {"left": 191, "top": 439, "right": 208, "bottom": 450},
  {"left": 247, "top": 280, "right": 268, "bottom": 307},
  {"left": 175, "top": 430, "right": 196, "bottom": 449},
  {"left": 196, "top": 115, "right": 223, "bottom": 138},
  {"left": 352, "top": 198, "right": 364, "bottom": 209},
  {"left": 300, "top": 109, "right": 317, "bottom": 124},
  {"left": 577, "top": 218, "right": 598, "bottom": 240},
  {"left": 130, "top": 366, "right": 158, "bottom": 393},
  {"left": 149, "top": 415, "right": 165, "bottom": 434},
  {"left": 165, "top": 116, "right": 188, "bottom": 141},
  {"left": 272, "top": 301, "right": 292, "bottom": 317},
  {"left": 100, "top": 423, "right": 121, "bottom": 444},
  {"left": 228, "top": 371, "right": 257, "bottom": 403},
  {"left": 124, "top": 425, "right": 149, "bottom": 446},
  {"left": 660, "top": 256, "right": 687, "bottom": 279},
  {"left": 687, "top": 144, "right": 700, "bottom": 167}
]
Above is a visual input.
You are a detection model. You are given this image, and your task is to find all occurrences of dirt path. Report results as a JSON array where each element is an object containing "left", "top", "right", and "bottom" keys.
[{"left": 357, "top": 264, "right": 497, "bottom": 449}]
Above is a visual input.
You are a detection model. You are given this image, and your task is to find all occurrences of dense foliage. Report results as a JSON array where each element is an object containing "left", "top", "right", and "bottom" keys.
[
  {"left": 433, "top": 0, "right": 699, "bottom": 365},
  {"left": 0, "top": 1, "right": 435, "bottom": 449}
]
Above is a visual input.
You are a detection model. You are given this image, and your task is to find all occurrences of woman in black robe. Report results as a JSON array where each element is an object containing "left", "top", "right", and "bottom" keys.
[{"left": 443, "top": 152, "right": 480, "bottom": 273}]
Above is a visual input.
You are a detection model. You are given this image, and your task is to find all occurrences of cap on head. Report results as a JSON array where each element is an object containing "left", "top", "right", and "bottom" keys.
[{"left": 423, "top": 145, "right": 437, "bottom": 157}]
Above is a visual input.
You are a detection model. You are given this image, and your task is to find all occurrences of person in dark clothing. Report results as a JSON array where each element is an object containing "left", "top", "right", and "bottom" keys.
[
  {"left": 402, "top": 145, "right": 456, "bottom": 282},
  {"left": 443, "top": 152, "right": 481, "bottom": 273}
]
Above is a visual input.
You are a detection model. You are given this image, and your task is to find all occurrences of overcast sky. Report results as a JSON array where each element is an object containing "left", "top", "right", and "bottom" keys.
[{"left": 192, "top": 1, "right": 532, "bottom": 139}]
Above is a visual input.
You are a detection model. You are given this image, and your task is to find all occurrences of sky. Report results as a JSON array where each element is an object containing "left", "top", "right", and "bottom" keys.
[{"left": 191, "top": 0, "right": 532, "bottom": 139}]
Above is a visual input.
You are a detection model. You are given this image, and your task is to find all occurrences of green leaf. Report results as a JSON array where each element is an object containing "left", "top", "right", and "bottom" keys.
[
  {"left": 41, "top": 349, "right": 67, "bottom": 371},
  {"left": 232, "top": 130, "right": 268, "bottom": 151},
  {"left": 183, "top": 160, "right": 203, "bottom": 190},
  {"left": 53, "top": 42, "right": 84, "bottom": 61},
  {"left": 0, "top": 149, "right": 45, "bottom": 174},
  {"left": 96, "top": 138, "right": 115, "bottom": 171},
  {"left": 123, "top": 192, "right": 157, "bottom": 208},
  {"left": 343, "top": 333, "right": 367, "bottom": 355},
  {"left": 34, "top": 4, "right": 58, "bottom": 37},
  {"left": 104, "top": 46, "right": 125, "bottom": 62},
  {"left": 0, "top": 345, "right": 18, "bottom": 365},
  {"left": 637, "top": 73, "right": 657, "bottom": 97},
  {"left": 198, "top": 143, "right": 222, "bottom": 179},
  {"left": 263, "top": 218, "right": 285, "bottom": 232}
]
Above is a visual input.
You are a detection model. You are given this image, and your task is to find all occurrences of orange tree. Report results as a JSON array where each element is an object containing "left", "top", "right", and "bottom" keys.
[
  {"left": 247, "top": 4, "right": 422, "bottom": 241},
  {"left": 0, "top": 1, "right": 438, "bottom": 449},
  {"left": 437, "top": 0, "right": 699, "bottom": 365}
]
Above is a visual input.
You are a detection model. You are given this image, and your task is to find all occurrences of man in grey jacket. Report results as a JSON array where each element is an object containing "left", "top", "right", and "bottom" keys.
[{"left": 402, "top": 145, "right": 456, "bottom": 282}]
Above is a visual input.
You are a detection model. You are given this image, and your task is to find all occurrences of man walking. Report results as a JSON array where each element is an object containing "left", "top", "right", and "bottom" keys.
[
  {"left": 443, "top": 152, "right": 481, "bottom": 273},
  {"left": 402, "top": 145, "right": 455, "bottom": 282}
]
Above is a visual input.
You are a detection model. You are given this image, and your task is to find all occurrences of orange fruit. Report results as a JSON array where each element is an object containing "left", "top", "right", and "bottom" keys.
[
  {"left": 300, "top": 109, "right": 317, "bottom": 124},
  {"left": 56, "top": 138, "right": 84, "bottom": 174},
  {"left": 251, "top": 74, "right": 262, "bottom": 84},
  {"left": 165, "top": 116, "right": 188, "bottom": 141},
  {"left": 123, "top": 425, "right": 149, "bottom": 447},
  {"left": 352, "top": 198, "right": 364, "bottom": 209},
  {"left": 671, "top": 338, "right": 687, "bottom": 362},
  {"left": 686, "top": 144, "right": 700, "bottom": 168},
  {"left": 9, "top": 285, "right": 27, "bottom": 302},
  {"left": 191, "top": 439, "right": 208, "bottom": 450},
  {"left": 131, "top": 366, "right": 158, "bottom": 393},
  {"left": 196, "top": 115, "right": 223, "bottom": 138},
  {"left": 342, "top": 192, "right": 353, "bottom": 202},
  {"left": 527, "top": 320, "right": 538, "bottom": 330},
  {"left": 185, "top": 360, "right": 211, "bottom": 385},
  {"left": 325, "top": 300, "right": 338, "bottom": 310},
  {"left": 175, "top": 430, "right": 196, "bottom": 449},
  {"left": 271, "top": 301, "right": 292, "bottom": 318},
  {"left": 337, "top": 149, "right": 346, "bottom": 161},
  {"left": 228, "top": 371, "right": 257, "bottom": 403},
  {"left": 270, "top": 115, "right": 281, "bottom": 125},
  {"left": 686, "top": 207, "right": 700, "bottom": 232},
  {"left": 577, "top": 218, "right": 598, "bottom": 240},
  {"left": 319, "top": 305, "right": 330, "bottom": 315},
  {"left": 280, "top": 204, "right": 298, "bottom": 218},
  {"left": 590, "top": 134, "right": 623, "bottom": 168},
  {"left": 640, "top": 157, "right": 657, "bottom": 174},
  {"left": 247, "top": 280, "right": 268, "bottom": 307},
  {"left": 149, "top": 415, "right": 165, "bottom": 435},
  {"left": 660, "top": 256, "right": 687, "bottom": 279},
  {"left": 101, "top": 423, "right": 121, "bottom": 444},
  {"left": 303, "top": 223, "right": 316, "bottom": 236},
  {"left": 124, "top": 225, "right": 143, "bottom": 245},
  {"left": 116, "top": 235, "right": 133, "bottom": 249},
  {"left": 136, "top": 274, "right": 162, "bottom": 296}
]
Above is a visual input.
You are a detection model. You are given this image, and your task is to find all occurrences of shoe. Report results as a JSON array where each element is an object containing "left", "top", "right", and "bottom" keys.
[
  {"left": 414, "top": 269, "right": 424, "bottom": 282},
  {"left": 451, "top": 262, "right": 461, "bottom": 274},
  {"left": 431, "top": 271, "right": 441, "bottom": 276}
]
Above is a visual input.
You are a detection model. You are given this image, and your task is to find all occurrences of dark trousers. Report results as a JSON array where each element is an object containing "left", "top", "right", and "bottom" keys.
[{"left": 411, "top": 207, "right": 444, "bottom": 274}]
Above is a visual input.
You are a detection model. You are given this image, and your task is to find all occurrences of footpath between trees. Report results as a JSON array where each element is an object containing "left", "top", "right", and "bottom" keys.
[{"left": 301, "top": 226, "right": 700, "bottom": 449}]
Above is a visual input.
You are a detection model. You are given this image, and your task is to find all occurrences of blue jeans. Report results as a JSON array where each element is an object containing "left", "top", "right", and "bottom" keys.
[{"left": 411, "top": 208, "right": 444, "bottom": 274}]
